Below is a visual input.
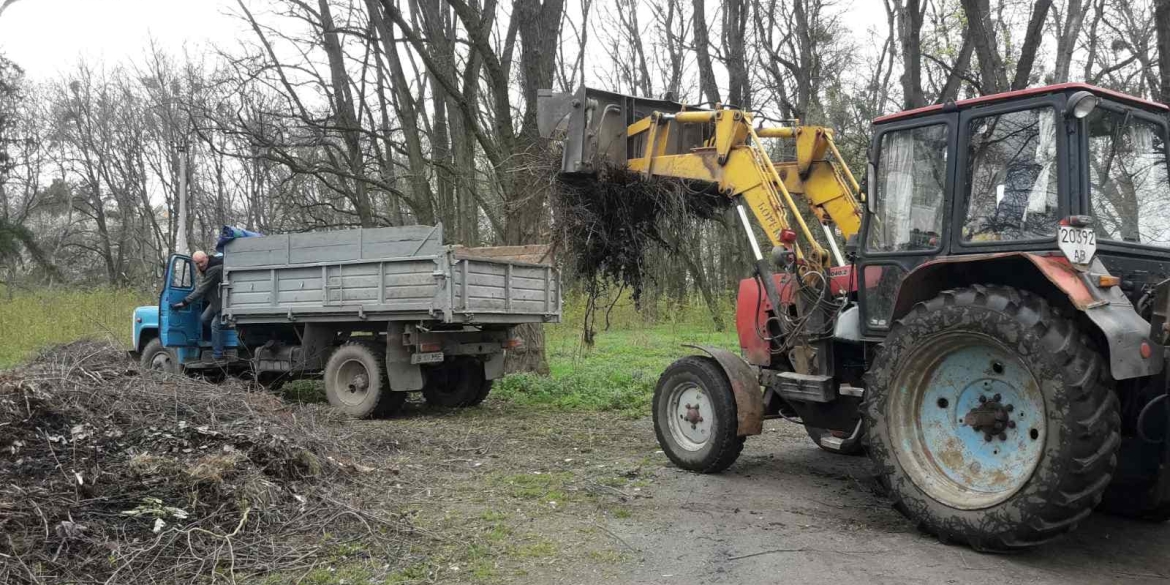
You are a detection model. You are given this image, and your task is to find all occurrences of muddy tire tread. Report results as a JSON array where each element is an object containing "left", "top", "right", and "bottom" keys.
[{"left": 865, "top": 285, "right": 1119, "bottom": 552}]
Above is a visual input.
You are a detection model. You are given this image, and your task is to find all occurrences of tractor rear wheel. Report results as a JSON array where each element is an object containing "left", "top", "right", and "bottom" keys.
[
  {"left": 865, "top": 285, "right": 1119, "bottom": 552},
  {"left": 1099, "top": 436, "right": 1170, "bottom": 522},
  {"left": 653, "top": 356, "right": 744, "bottom": 473}
]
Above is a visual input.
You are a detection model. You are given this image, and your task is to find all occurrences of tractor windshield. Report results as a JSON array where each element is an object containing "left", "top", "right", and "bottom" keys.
[
  {"left": 1086, "top": 108, "right": 1170, "bottom": 246},
  {"left": 962, "top": 107, "right": 1060, "bottom": 242}
]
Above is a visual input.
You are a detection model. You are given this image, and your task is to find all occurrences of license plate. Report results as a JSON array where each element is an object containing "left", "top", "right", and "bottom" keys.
[
  {"left": 1058, "top": 225, "right": 1096, "bottom": 268},
  {"left": 411, "top": 351, "right": 444, "bottom": 365}
]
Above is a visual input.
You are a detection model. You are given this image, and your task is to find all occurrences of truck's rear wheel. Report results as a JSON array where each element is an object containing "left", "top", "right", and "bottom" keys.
[
  {"left": 325, "top": 342, "right": 397, "bottom": 418},
  {"left": 866, "top": 286, "right": 1119, "bottom": 552},
  {"left": 653, "top": 356, "right": 744, "bottom": 473},
  {"left": 140, "top": 338, "right": 181, "bottom": 374},
  {"left": 422, "top": 357, "right": 486, "bottom": 408}
]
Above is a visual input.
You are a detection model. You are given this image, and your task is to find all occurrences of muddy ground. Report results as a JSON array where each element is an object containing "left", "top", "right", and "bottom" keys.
[{"left": 339, "top": 400, "right": 1170, "bottom": 585}]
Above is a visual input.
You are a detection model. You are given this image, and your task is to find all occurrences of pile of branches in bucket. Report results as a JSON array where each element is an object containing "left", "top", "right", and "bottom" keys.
[
  {"left": 551, "top": 165, "right": 730, "bottom": 341},
  {"left": 0, "top": 340, "right": 407, "bottom": 584}
]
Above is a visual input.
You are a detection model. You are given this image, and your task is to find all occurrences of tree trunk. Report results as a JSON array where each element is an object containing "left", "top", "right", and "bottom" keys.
[
  {"left": 1053, "top": 0, "right": 1086, "bottom": 83},
  {"left": 692, "top": 0, "right": 721, "bottom": 104},
  {"left": 1010, "top": 0, "right": 1052, "bottom": 90},
  {"left": 317, "top": 0, "right": 374, "bottom": 226},
  {"left": 896, "top": 0, "right": 927, "bottom": 109},
  {"left": 960, "top": 0, "right": 1008, "bottom": 94}
]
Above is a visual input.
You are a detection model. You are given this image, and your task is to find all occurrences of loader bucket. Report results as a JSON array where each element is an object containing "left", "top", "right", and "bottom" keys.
[{"left": 538, "top": 86, "right": 710, "bottom": 175}]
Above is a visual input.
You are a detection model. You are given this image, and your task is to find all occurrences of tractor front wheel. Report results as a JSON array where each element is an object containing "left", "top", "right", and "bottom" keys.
[
  {"left": 653, "top": 356, "right": 744, "bottom": 473},
  {"left": 866, "top": 286, "right": 1119, "bottom": 552}
]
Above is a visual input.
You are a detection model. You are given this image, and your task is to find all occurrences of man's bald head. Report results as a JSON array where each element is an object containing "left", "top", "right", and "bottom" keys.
[{"left": 192, "top": 250, "right": 209, "bottom": 271}]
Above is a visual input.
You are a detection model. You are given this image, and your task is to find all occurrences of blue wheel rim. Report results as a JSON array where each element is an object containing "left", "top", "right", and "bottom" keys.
[{"left": 889, "top": 333, "right": 1047, "bottom": 510}]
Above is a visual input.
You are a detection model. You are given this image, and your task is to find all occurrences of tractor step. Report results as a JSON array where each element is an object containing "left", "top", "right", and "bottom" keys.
[{"left": 838, "top": 384, "right": 865, "bottom": 398}]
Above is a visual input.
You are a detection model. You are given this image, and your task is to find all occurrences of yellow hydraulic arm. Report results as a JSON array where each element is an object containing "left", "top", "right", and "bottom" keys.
[{"left": 624, "top": 108, "right": 862, "bottom": 271}]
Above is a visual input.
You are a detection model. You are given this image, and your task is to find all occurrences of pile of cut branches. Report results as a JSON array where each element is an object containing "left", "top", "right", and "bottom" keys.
[
  {"left": 0, "top": 340, "right": 405, "bottom": 584},
  {"left": 551, "top": 166, "right": 729, "bottom": 339}
]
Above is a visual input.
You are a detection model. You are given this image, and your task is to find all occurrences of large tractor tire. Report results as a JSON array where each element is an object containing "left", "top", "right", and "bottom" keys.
[
  {"left": 865, "top": 285, "right": 1120, "bottom": 552},
  {"left": 1099, "top": 436, "right": 1170, "bottom": 522},
  {"left": 325, "top": 342, "right": 403, "bottom": 418},
  {"left": 140, "top": 338, "right": 182, "bottom": 374},
  {"left": 422, "top": 357, "right": 487, "bottom": 408},
  {"left": 653, "top": 356, "right": 744, "bottom": 473}
]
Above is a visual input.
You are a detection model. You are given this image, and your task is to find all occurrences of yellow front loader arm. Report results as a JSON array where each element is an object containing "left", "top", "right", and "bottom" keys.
[{"left": 623, "top": 108, "right": 861, "bottom": 269}]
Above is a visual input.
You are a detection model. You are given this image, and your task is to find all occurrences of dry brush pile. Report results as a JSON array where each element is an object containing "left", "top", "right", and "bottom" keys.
[
  {"left": 0, "top": 340, "right": 407, "bottom": 584},
  {"left": 551, "top": 166, "right": 730, "bottom": 339}
]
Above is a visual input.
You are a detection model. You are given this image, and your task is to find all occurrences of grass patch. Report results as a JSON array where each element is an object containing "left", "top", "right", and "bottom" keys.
[
  {"left": 0, "top": 287, "right": 150, "bottom": 368},
  {"left": 494, "top": 316, "right": 737, "bottom": 416}
]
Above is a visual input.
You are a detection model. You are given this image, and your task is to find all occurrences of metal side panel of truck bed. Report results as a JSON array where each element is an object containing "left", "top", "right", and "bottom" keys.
[{"left": 221, "top": 224, "right": 561, "bottom": 325}]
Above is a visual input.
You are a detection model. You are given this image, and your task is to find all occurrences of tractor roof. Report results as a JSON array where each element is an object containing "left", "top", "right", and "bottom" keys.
[{"left": 874, "top": 82, "right": 1169, "bottom": 125}]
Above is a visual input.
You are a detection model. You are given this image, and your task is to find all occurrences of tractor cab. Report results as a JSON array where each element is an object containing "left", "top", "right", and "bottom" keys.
[{"left": 860, "top": 84, "right": 1170, "bottom": 346}]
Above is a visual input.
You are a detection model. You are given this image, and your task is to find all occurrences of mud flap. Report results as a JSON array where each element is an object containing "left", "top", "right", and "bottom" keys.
[{"left": 683, "top": 344, "right": 764, "bottom": 436}]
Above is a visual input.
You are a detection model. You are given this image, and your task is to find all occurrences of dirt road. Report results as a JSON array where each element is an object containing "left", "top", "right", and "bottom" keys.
[{"left": 346, "top": 402, "right": 1170, "bottom": 585}]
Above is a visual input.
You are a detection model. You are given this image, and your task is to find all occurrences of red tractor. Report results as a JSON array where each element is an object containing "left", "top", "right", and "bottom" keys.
[{"left": 541, "top": 83, "right": 1170, "bottom": 550}]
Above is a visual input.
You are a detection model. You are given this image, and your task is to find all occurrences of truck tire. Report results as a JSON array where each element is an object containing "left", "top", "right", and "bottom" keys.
[
  {"left": 140, "top": 338, "right": 181, "bottom": 374},
  {"left": 805, "top": 425, "right": 864, "bottom": 455},
  {"left": 324, "top": 342, "right": 396, "bottom": 419},
  {"left": 652, "top": 355, "right": 744, "bottom": 473},
  {"left": 422, "top": 357, "right": 485, "bottom": 408},
  {"left": 467, "top": 378, "right": 494, "bottom": 407},
  {"left": 865, "top": 285, "right": 1119, "bottom": 552}
]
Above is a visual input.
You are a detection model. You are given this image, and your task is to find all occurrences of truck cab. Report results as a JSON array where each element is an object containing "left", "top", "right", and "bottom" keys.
[{"left": 133, "top": 253, "right": 239, "bottom": 373}]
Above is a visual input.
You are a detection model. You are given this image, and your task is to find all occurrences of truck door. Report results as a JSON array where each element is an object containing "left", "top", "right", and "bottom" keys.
[{"left": 160, "top": 254, "right": 200, "bottom": 348}]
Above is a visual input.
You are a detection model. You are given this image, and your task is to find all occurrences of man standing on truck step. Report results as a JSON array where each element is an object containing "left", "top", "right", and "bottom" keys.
[{"left": 171, "top": 250, "right": 225, "bottom": 363}]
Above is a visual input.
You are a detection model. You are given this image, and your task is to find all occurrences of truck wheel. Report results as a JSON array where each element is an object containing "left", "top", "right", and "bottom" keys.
[
  {"left": 652, "top": 355, "right": 744, "bottom": 473},
  {"left": 865, "top": 286, "right": 1119, "bottom": 552},
  {"left": 140, "top": 338, "right": 181, "bottom": 374},
  {"left": 805, "top": 425, "right": 864, "bottom": 455},
  {"left": 466, "top": 379, "right": 494, "bottom": 407},
  {"left": 324, "top": 343, "right": 394, "bottom": 419},
  {"left": 422, "top": 357, "right": 485, "bottom": 408}
]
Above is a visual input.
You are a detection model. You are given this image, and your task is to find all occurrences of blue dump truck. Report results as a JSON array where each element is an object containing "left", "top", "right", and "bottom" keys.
[{"left": 131, "top": 224, "right": 561, "bottom": 417}]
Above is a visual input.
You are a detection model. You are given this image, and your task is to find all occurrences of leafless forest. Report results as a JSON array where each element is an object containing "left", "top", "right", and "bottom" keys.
[{"left": 1, "top": 0, "right": 1169, "bottom": 305}]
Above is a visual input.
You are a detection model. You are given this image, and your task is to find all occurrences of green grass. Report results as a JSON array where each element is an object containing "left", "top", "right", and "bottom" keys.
[
  {"left": 0, "top": 287, "right": 151, "bottom": 368},
  {"left": 493, "top": 291, "right": 738, "bottom": 416}
]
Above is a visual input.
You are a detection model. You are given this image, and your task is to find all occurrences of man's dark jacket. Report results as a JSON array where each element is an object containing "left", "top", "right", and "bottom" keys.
[{"left": 184, "top": 264, "right": 223, "bottom": 312}]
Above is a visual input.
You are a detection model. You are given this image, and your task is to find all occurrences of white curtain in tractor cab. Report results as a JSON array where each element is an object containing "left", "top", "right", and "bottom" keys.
[
  {"left": 1024, "top": 110, "right": 1057, "bottom": 219},
  {"left": 882, "top": 131, "right": 917, "bottom": 247}
]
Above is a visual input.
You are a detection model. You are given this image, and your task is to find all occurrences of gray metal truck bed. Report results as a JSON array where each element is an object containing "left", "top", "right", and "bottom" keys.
[{"left": 222, "top": 225, "right": 561, "bottom": 325}]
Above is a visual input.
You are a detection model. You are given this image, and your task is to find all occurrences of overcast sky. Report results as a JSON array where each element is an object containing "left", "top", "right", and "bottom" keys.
[{"left": 0, "top": 0, "right": 889, "bottom": 81}]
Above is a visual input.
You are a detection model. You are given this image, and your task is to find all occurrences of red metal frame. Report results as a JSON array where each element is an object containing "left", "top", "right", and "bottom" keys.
[
  {"left": 735, "top": 266, "right": 860, "bottom": 367},
  {"left": 874, "top": 83, "right": 1168, "bottom": 125}
]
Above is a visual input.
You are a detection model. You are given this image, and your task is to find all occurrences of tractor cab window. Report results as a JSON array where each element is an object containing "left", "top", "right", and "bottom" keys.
[
  {"left": 1086, "top": 108, "right": 1170, "bottom": 246},
  {"left": 962, "top": 107, "right": 1060, "bottom": 242},
  {"left": 867, "top": 123, "right": 949, "bottom": 252}
]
